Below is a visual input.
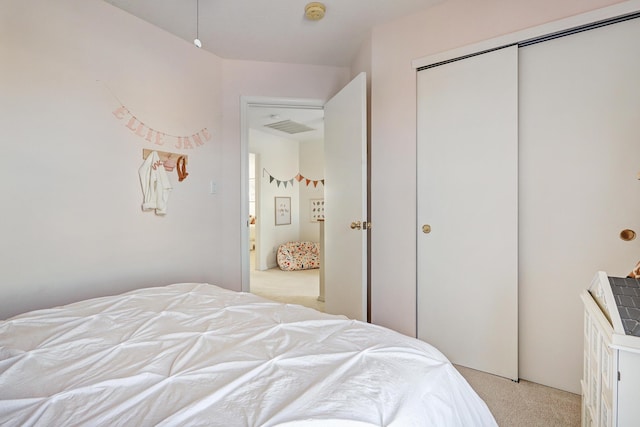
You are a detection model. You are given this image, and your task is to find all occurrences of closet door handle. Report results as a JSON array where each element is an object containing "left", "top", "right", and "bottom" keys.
[{"left": 422, "top": 224, "right": 431, "bottom": 234}]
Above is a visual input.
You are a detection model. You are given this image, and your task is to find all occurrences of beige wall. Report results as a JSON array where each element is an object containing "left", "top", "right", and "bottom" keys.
[{"left": 369, "top": 0, "right": 630, "bottom": 392}]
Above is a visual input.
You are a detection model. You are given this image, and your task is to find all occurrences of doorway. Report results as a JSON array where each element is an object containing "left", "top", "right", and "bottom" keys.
[
  {"left": 241, "top": 98, "right": 326, "bottom": 311},
  {"left": 240, "top": 74, "right": 368, "bottom": 321}
]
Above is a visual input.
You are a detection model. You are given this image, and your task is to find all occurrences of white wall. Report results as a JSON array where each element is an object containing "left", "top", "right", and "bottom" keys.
[
  {"left": 250, "top": 129, "right": 300, "bottom": 269},
  {"left": 250, "top": 131, "right": 324, "bottom": 269},
  {"left": 0, "top": 0, "right": 223, "bottom": 320},
  {"left": 369, "top": 0, "right": 630, "bottom": 393},
  {"left": 299, "top": 140, "right": 325, "bottom": 243}
]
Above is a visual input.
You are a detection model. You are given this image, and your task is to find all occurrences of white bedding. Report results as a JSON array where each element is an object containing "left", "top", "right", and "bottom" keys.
[{"left": 0, "top": 283, "right": 496, "bottom": 426}]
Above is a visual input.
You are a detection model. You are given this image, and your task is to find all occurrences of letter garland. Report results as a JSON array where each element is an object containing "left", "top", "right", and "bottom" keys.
[
  {"left": 113, "top": 106, "right": 211, "bottom": 150},
  {"left": 263, "top": 168, "right": 324, "bottom": 188},
  {"left": 100, "top": 80, "right": 211, "bottom": 150}
]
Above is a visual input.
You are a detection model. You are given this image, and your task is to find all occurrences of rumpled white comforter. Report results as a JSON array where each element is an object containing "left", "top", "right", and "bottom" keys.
[{"left": 0, "top": 283, "right": 496, "bottom": 426}]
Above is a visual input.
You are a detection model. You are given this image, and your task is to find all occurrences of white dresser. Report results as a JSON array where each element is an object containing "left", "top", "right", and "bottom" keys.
[{"left": 581, "top": 271, "right": 640, "bottom": 427}]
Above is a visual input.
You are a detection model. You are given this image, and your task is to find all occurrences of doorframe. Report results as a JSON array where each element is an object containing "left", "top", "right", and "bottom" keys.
[{"left": 240, "top": 96, "right": 325, "bottom": 292}]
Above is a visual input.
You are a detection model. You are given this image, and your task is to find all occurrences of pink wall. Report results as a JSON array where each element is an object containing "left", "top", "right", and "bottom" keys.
[
  {"left": 0, "top": 1, "right": 350, "bottom": 320},
  {"left": 0, "top": 0, "right": 224, "bottom": 319},
  {"left": 369, "top": 0, "right": 628, "bottom": 391}
]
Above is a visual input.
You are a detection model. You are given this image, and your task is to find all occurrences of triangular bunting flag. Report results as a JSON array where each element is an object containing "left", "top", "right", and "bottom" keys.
[{"left": 264, "top": 170, "right": 325, "bottom": 188}]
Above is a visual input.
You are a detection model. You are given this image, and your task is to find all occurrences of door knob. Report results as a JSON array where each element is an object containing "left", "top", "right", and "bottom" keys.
[
  {"left": 350, "top": 221, "right": 362, "bottom": 230},
  {"left": 422, "top": 224, "right": 431, "bottom": 234}
]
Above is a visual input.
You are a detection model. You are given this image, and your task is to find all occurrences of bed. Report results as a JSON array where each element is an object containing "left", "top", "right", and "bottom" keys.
[{"left": 0, "top": 283, "right": 496, "bottom": 426}]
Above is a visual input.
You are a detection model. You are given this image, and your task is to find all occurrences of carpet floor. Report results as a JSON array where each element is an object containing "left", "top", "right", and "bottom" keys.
[
  {"left": 456, "top": 365, "right": 581, "bottom": 426},
  {"left": 249, "top": 252, "right": 324, "bottom": 312}
]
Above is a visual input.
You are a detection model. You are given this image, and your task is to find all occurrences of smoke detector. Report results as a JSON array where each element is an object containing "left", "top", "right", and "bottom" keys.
[{"left": 305, "top": 2, "right": 326, "bottom": 21}]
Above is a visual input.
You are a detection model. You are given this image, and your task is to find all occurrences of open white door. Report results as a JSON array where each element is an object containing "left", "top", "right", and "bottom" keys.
[{"left": 324, "top": 72, "right": 368, "bottom": 321}]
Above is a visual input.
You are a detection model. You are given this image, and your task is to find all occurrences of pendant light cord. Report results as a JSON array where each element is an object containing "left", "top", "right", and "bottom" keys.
[{"left": 193, "top": 0, "right": 202, "bottom": 48}]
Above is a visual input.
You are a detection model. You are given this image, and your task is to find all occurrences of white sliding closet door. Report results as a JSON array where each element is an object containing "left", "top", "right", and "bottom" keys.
[
  {"left": 417, "top": 46, "right": 518, "bottom": 381},
  {"left": 518, "top": 17, "right": 640, "bottom": 393}
]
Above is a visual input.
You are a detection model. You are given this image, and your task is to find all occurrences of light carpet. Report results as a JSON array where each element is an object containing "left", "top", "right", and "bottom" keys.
[
  {"left": 456, "top": 365, "right": 581, "bottom": 426},
  {"left": 249, "top": 253, "right": 324, "bottom": 312}
]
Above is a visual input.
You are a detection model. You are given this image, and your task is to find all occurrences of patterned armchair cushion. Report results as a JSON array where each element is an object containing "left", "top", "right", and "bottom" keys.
[{"left": 277, "top": 242, "right": 320, "bottom": 271}]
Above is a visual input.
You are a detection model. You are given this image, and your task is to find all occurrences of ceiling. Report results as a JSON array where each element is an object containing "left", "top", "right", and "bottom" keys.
[
  {"left": 102, "top": 0, "right": 441, "bottom": 140},
  {"left": 103, "top": 0, "right": 442, "bottom": 67}
]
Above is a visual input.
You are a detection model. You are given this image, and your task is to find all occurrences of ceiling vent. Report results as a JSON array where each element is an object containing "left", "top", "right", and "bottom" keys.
[{"left": 264, "top": 120, "right": 315, "bottom": 134}]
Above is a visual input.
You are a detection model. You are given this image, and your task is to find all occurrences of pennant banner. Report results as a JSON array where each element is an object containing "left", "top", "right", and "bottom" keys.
[{"left": 263, "top": 168, "right": 324, "bottom": 188}]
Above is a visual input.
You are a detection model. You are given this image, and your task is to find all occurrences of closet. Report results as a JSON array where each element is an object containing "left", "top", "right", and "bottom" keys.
[{"left": 416, "top": 11, "right": 640, "bottom": 392}]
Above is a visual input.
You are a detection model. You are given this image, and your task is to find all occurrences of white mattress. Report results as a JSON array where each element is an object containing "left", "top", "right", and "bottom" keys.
[{"left": 0, "top": 283, "right": 497, "bottom": 426}]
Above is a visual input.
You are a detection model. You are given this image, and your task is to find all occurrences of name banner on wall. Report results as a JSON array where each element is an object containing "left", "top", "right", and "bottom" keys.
[
  {"left": 112, "top": 106, "right": 211, "bottom": 149},
  {"left": 263, "top": 168, "right": 325, "bottom": 188}
]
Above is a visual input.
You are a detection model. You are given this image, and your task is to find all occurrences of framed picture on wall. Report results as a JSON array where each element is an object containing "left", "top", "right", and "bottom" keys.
[
  {"left": 275, "top": 196, "right": 291, "bottom": 226},
  {"left": 310, "top": 199, "right": 325, "bottom": 222}
]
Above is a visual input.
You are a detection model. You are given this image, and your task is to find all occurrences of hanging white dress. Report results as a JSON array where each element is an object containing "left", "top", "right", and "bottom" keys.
[{"left": 138, "top": 151, "right": 172, "bottom": 215}]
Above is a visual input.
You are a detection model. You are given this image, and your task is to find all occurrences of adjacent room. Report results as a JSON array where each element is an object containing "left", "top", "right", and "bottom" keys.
[
  {"left": 247, "top": 104, "right": 325, "bottom": 312},
  {"left": 2, "top": 0, "right": 639, "bottom": 425}
]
